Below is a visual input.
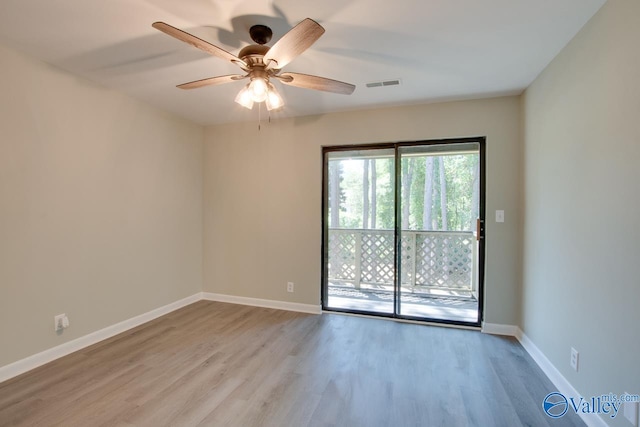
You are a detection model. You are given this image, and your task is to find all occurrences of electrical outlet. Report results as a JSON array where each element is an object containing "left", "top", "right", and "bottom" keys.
[
  {"left": 570, "top": 347, "right": 579, "bottom": 371},
  {"left": 287, "top": 282, "right": 294, "bottom": 293},
  {"left": 624, "top": 393, "right": 638, "bottom": 426},
  {"left": 54, "top": 314, "right": 69, "bottom": 331},
  {"left": 54, "top": 314, "right": 65, "bottom": 331}
]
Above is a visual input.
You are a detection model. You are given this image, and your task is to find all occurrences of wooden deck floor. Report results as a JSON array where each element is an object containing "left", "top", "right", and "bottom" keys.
[
  {"left": 327, "top": 285, "right": 479, "bottom": 323},
  {"left": 0, "top": 301, "right": 585, "bottom": 427}
]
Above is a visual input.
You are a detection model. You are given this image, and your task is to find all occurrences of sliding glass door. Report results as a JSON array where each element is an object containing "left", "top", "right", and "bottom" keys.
[
  {"left": 322, "top": 138, "right": 485, "bottom": 326},
  {"left": 397, "top": 143, "right": 481, "bottom": 323},
  {"left": 324, "top": 148, "right": 396, "bottom": 315}
]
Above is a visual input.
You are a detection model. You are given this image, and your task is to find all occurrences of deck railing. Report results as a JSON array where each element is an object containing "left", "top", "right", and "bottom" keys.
[{"left": 328, "top": 228, "right": 477, "bottom": 293}]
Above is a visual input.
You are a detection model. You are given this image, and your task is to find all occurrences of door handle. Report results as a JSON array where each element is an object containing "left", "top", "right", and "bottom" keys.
[{"left": 476, "top": 218, "right": 484, "bottom": 241}]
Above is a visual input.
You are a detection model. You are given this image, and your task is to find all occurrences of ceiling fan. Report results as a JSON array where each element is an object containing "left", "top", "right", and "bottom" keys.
[{"left": 152, "top": 18, "right": 356, "bottom": 111}]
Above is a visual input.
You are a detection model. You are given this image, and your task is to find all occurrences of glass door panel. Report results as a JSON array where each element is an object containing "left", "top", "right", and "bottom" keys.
[
  {"left": 398, "top": 143, "right": 481, "bottom": 323},
  {"left": 324, "top": 148, "right": 396, "bottom": 315}
]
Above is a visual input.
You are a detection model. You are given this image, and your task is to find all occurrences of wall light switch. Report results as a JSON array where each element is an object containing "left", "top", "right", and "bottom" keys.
[{"left": 496, "top": 210, "right": 505, "bottom": 223}]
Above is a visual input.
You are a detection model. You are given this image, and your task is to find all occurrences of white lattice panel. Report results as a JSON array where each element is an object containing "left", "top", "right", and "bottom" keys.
[
  {"left": 360, "top": 232, "right": 395, "bottom": 284},
  {"left": 327, "top": 231, "right": 357, "bottom": 281},
  {"left": 413, "top": 233, "right": 473, "bottom": 289},
  {"left": 328, "top": 229, "right": 474, "bottom": 291}
]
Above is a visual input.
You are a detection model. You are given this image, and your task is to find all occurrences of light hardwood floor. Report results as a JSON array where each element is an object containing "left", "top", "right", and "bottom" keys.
[{"left": 0, "top": 301, "right": 585, "bottom": 427}]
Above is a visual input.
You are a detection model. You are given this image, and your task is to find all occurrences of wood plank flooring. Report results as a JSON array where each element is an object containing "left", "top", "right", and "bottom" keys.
[{"left": 0, "top": 301, "right": 586, "bottom": 427}]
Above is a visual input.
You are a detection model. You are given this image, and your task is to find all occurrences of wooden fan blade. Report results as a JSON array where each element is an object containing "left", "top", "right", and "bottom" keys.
[
  {"left": 277, "top": 72, "right": 355, "bottom": 95},
  {"left": 264, "top": 18, "right": 325, "bottom": 70},
  {"left": 152, "top": 22, "right": 246, "bottom": 68},
  {"left": 177, "top": 74, "right": 247, "bottom": 90}
]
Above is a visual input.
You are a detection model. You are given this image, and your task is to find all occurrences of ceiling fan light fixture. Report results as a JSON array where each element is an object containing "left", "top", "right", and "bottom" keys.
[
  {"left": 265, "top": 83, "right": 284, "bottom": 111},
  {"left": 248, "top": 77, "right": 268, "bottom": 103},
  {"left": 235, "top": 84, "right": 255, "bottom": 109},
  {"left": 236, "top": 79, "right": 284, "bottom": 111}
]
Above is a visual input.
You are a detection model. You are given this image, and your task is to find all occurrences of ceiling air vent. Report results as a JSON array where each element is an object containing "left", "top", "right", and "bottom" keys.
[{"left": 366, "top": 79, "right": 401, "bottom": 88}]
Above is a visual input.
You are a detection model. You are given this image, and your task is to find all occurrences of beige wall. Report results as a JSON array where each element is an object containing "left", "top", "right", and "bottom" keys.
[
  {"left": 0, "top": 44, "right": 204, "bottom": 367},
  {"left": 522, "top": 0, "right": 639, "bottom": 423},
  {"left": 204, "top": 96, "right": 522, "bottom": 325}
]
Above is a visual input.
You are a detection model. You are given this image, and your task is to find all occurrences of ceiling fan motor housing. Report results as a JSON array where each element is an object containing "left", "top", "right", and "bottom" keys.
[
  {"left": 249, "top": 25, "right": 273, "bottom": 45},
  {"left": 238, "top": 44, "right": 271, "bottom": 70}
]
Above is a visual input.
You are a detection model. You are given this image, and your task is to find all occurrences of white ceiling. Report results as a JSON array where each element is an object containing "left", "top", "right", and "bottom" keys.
[{"left": 0, "top": 0, "right": 605, "bottom": 125}]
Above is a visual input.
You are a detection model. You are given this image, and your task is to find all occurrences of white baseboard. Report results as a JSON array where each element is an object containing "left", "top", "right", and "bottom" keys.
[
  {"left": 202, "top": 292, "right": 322, "bottom": 315},
  {"left": 0, "top": 293, "right": 202, "bottom": 384},
  {"left": 515, "top": 329, "right": 609, "bottom": 427},
  {"left": 481, "top": 322, "right": 519, "bottom": 336},
  {"left": 515, "top": 330, "right": 579, "bottom": 397},
  {"left": 481, "top": 322, "right": 608, "bottom": 426}
]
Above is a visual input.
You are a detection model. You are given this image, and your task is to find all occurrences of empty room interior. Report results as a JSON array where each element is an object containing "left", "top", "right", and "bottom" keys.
[{"left": 0, "top": 0, "right": 638, "bottom": 426}]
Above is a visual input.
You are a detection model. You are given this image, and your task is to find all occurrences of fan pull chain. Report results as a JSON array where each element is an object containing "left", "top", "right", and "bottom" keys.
[{"left": 256, "top": 104, "right": 272, "bottom": 131}]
